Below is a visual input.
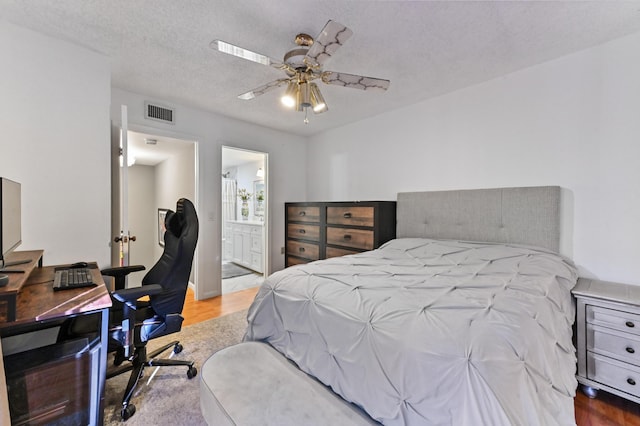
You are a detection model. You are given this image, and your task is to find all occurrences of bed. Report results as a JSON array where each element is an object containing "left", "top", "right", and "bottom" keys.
[{"left": 207, "top": 186, "right": 580, "bottom": 425}]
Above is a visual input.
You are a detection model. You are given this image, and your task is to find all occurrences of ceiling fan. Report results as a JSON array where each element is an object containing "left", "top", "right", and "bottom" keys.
[{"left": 210, "top": 20, "right": 390, "bottom": 123}]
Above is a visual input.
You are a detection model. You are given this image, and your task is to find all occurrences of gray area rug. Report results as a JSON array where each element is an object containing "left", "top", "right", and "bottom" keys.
[
  {"left": 222, "top": 262, "right": 253, "bottom": 279},
  {"left": 103, "top": 310, "right": 248, "bottom": 425}
]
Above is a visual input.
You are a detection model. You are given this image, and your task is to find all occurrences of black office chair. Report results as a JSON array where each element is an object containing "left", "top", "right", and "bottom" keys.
[{"left": 62, "top": 198, "right": 199, "bottom": 421}]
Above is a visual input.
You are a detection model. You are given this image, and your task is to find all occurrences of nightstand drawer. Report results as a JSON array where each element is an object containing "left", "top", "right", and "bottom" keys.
[
  {"left": 326, "top": 247, "right": 360, "bottom": 259},
  {"left": 286, "top": 241, "right": 320, "bottom": 261},
  {"left": 588, "top": 352, "right": 640, "bottom": 398},
  {"left": 327, "top": 207, "right": 374, "bottom": 227},
  {"left": 326, "top": 227, "right": 374, "bottom": 250},
  {"left": 589, "top": 325, "right": 640, "bottom": 365},
  {"left": 287, "top": 224, "right": 320, "bottom": 242},
  {"left": 587, "top": 305, "right": 640, "bottom": 336},
  {"left": 287, "top": 206, "right": 320, "bottom": 223}
]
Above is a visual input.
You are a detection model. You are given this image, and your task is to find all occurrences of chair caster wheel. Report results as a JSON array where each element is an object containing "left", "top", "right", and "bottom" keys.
[
  {"left": 582, "top": 385, "right": 598, "bottom": 399},
  {"left": 174, "top": 343, "right": 183, "bottom": 354},
  {"left": 187, "top": 366, "right": 197, "bottom": 379},
  {"left": 121, "top": 404, "right": 136, "bottom": 421}
]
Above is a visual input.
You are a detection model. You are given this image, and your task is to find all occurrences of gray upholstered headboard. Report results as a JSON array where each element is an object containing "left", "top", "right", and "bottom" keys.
[{"left": 396, "top": 186, "right": 561, "bottom": 252}]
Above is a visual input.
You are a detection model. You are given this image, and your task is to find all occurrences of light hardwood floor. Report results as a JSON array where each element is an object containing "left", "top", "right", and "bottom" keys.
[
  {"left": 182, "top": 287, "right": 640, "bottom": 425},
  {"left": 182, "top": 286, "right": 258, "bottom": 327}
]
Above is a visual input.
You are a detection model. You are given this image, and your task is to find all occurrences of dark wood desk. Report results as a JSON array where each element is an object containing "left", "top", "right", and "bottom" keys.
[{"left": 0, "top": 253, "right": 112, "bottom": 425}]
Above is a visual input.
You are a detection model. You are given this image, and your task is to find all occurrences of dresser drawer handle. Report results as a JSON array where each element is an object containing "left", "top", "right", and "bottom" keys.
[
  {"left": 299, "top": 247, "right": 305, "bottom": 253},
  {"left": 298, "top": 229, "right": 306, "bottom": 234},
  {"left": 343, "top": 212, "right": 352, "bottom": 218},
  {"left": 627, "top": 347, "right": 636, "bottom": 354},
  {"left": 627, "top": 321, "right": 635, "bottom": 328},
  {"left": 343, "top": 234, "right": 352, "bottom": 241},
  {"left": 299, "top": 211, "right": 306, "bottom": 217},
  {"left": 628, "top": 378, "right": 637, "bottom": 386}
]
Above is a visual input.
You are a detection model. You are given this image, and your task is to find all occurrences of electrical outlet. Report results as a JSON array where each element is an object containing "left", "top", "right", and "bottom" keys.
[{"left": 281, "top": 247, "right": 285, "bottom": 254}]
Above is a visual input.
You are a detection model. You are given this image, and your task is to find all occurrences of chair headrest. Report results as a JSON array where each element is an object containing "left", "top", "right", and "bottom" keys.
[{"left": 165, "top": 198, "right": 197, "bottom": 237}]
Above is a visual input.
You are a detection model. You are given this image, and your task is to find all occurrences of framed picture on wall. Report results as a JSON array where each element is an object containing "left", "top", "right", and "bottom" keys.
[{"left": 158, "top": 208, "right": 169, "bottom": 246}]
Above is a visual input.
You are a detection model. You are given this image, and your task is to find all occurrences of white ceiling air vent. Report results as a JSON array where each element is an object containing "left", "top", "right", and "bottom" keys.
[{"left": 144, "top": 102, "right": 175, "bottom": 124}]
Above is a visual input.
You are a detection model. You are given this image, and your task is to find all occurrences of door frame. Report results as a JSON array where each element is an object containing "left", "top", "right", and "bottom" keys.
[
  {"left": 110, "top": 119, "right": 200, "bottom": 294},
  {"left": 221, "top": 146, "right": 270, "bottom": 282}
]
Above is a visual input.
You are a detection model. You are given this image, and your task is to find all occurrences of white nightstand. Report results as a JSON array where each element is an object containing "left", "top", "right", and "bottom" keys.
[{"left": 573, "top": 278, "right": 640, "bottom": 402}]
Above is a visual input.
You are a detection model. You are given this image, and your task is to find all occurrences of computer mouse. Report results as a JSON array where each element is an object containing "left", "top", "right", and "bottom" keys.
[
  {"left": 70, "top": 262, "right": 89, "bottom": 269},
  {"left": 0, "top": 274, "right": 8, "bottom": 287}
]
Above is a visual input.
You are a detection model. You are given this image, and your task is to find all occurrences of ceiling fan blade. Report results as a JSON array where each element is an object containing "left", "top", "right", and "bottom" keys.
[
  {"left": 237, "top": 78, "right": 290, "bottom": 100},
  {"left": 304, "top": 20, "right": 353, "bottom": 67},
  {"left": 321, "top": 72, "right": 390, "bottom": 91},
  {"left": 211, "top": 40, "right": 288, "bottom": 71}
]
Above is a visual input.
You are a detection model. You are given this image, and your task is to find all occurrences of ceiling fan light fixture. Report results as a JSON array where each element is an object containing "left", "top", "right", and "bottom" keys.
[
  {"left": 297, "top": 81, "right": 311, "bottom": 112},
  {"left": 212, "top": 20, "right": 389, "bottom": 125},
  {"left": 310, "top": 83, "right": 328, "bottom": 113},
  {"left": 281, "top": 81, "right": 297, "bottom": 108}
]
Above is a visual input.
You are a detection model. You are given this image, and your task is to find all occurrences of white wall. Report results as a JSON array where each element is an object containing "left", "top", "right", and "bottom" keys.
[
  {"left": 307, "top": 31, "right": 640, "bottom": 286},
  {"left": 0, "top": 20, "right": 111, "bottom": 266},
  {"left": 111, "top": 88, "right": 307, "bottom": 299}
]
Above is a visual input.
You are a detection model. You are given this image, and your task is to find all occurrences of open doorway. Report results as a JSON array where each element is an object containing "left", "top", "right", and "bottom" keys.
[
  {"left": 221, "top": 146, "right": 268, "bottom": 294},
  {"left": 120, "top": 130, "right": 197, "bottom": 288}
]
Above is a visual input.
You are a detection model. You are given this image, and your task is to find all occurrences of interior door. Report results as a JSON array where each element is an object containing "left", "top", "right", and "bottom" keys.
[{"left": 111, "top": 105, "right": 136, "bottom": 271}]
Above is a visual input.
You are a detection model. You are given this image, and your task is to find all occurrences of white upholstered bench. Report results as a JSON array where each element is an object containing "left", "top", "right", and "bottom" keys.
[{"left": 200, "top": 342, "right": 378, "bottom": 425}]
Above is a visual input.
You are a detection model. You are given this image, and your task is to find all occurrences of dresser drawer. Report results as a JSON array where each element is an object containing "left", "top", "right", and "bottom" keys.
[
  {"left": 588, "top": 352, "right": 640, "bottom": 398},
  {"left": 286, "top": 256, "right": 311, "bottom": 267},
  {"left": 326, "top": 247, "right": 360, "bottom": 259},
  {"left": 286, "top": 241, "right": 320, "bottom": 261},
  {"left": 326, "top": 227, "right": 374, "bottom": 250},
  {"left": 326, "top": 206, "right": 374, "bottom": 227},
  {"left": 588, "top": 325, "right": 640, "bottom": 365},
  {"left": 287, "top": 224, "right": 320, "bottom": 242},
  {"left": 587, "top": 305, "right": 640, "bottom": 336},
  {"left": 288, "top": 206, "right": 320, "bottom": 223}
]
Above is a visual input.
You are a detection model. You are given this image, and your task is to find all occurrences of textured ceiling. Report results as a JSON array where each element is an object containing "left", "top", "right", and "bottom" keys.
[{"left": 3, "top": 1, "right": 640, "bottom": 137}]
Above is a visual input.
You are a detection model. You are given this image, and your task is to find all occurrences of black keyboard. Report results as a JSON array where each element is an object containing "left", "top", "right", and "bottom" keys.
[{"left": 53, "top": 268, "right": 96, "bottom": 291}]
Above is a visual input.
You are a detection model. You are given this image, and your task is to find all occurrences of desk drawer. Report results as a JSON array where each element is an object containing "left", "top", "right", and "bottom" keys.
[
  {"left": 288, "top": 206, "right": 320, "bottom": 223},
  {"left": 326, "top": 207, "right": 374, "bottom": 227},
  {"left": 589, "top": 325, "right": 640, "bottom": 365},
  {"left": 286, "top": 241, "right": 320, "bottom": 261},
  {"left": 326, "top": 227, "right": 374, "bottom": 250},
  {"left": 287, "top": 224, "right": 320, "bottom": 242},
  {"left": 588, "top": 352, "right": 640, "bottom": 398},
  {"left": 587, "top": 305, "right": 640, "bottom": 336}
]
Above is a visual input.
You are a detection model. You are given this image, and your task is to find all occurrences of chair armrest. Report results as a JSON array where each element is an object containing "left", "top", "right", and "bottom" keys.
[
  {"left": 101, "top": 265, "right": 146, "bottom": 290},
  {"left": 112, "top": 284, "right": 163, "bottom": 306},
  {"left": 112, "top": 283, "right": 163, "bottom": 358},
  {"left": 101, "top": 265, "right": 146, "bottom": 277}
]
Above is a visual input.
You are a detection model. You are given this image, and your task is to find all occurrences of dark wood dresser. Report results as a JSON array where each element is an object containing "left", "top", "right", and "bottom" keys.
[{"left": 285, "top": 201, "right": 397, "bottom": 267}]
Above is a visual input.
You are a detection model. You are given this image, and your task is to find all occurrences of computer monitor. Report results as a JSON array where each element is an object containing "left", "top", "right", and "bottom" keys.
[{"left": 0, "top": 177, "right": 22, "bottom": 268}]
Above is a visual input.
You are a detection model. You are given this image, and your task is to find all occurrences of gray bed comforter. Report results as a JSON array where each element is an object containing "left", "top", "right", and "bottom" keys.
[{"left": 245, "top": 238, "right": 579, "bottom": 425}]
